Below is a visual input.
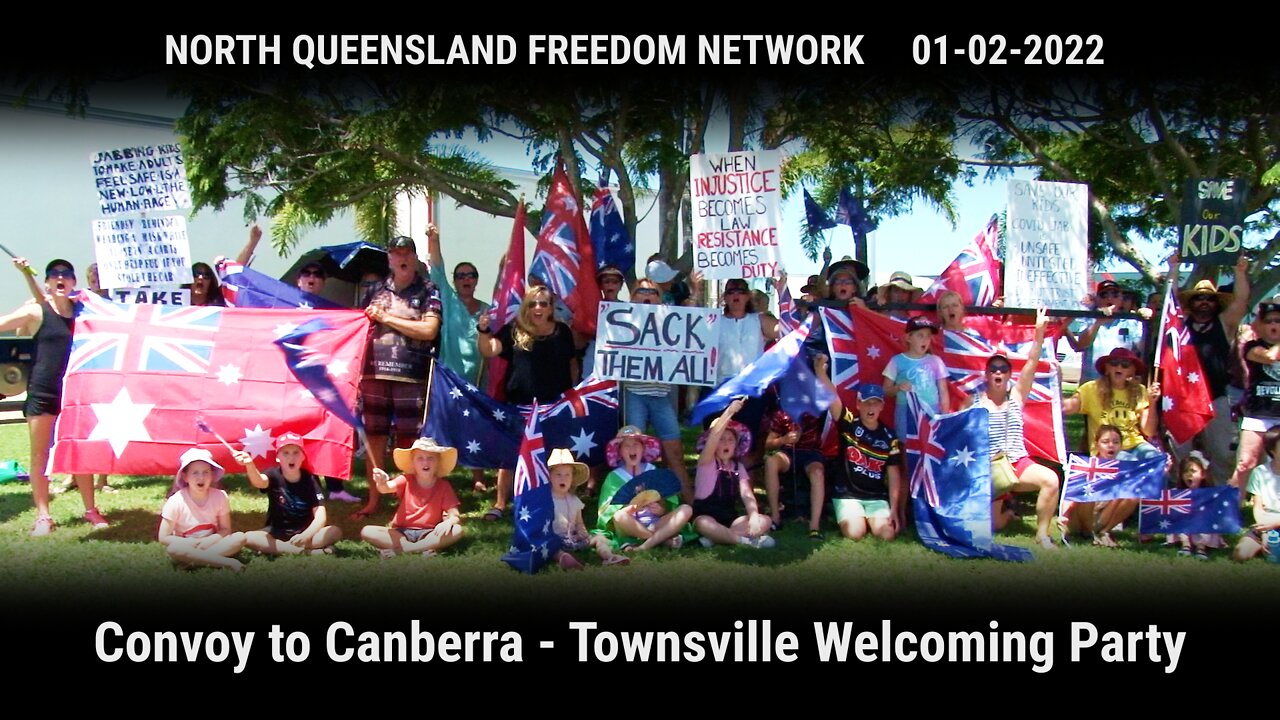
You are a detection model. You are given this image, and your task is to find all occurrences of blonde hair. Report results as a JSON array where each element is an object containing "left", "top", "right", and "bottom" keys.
[
  {"left": 1098, "top": 370, "right": 1141, "bottom": 417},
  {"left": 514, "top": 286, "right": 553, "bottom": 351}
]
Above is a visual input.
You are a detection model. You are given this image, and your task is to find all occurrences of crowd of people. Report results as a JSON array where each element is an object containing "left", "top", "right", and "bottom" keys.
[{"left": 4, "top": 224, "right": 1279, "bottom": 569}]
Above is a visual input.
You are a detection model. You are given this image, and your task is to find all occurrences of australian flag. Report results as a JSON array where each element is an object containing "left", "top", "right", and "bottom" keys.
[
  {"left": 901, "top": 396, "right": 1033, "bottom": 562},
  {"left": 275, "top": 318, "right": 364, "bottom": 431},
  {"left": 1063, "top": 453, "right": 1167, "bottom": 503},
  {"left": 501, "top": 403, "right": 561, "bottom": 574},
  {"left": 691, "top": 316, "right": 822, "bottom": 424},
  {"left": 589, "top": 185, "right": 634, "bottom": 275},
  {"left": 535, "top": 376, "right": 619, "bottom": 467},
  {"left": 1138, "top": 486, "right": 1241, "bottom": 535},
  {"left": 425, "top": 360, "right": 524, "bottom": 470},
  {"left": 803, "top": 188, "right": 837, "bottom": 234},
  {"left": 216, "top": 259, "right": 344, "bottom": 310}
]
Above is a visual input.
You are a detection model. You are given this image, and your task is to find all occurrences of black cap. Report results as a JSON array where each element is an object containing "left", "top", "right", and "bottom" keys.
[
  {"left": 45, "top": 259, "right": 74, "bottom": 276},
  {"left": 388, "top": 236, "right": 417, "bottom": 253},
  {"left": 299, "top": 261, "right": 327, "bottom": 278},
  {"left": 904, "top": 316, "right": 939, "bottom": 334}
]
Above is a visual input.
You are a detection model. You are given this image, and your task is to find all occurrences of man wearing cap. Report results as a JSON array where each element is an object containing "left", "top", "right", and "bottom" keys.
[
  {"left": 1171, "top": 254, "right": 1250, "bottom": 485},
  {"left": 354, "top": 235, "right": 443, "bottom": 519},
  {"left": 582, "top": 264, "right": 627, "bottom": 379},
  {"left": 1068, "top": 279, "right": 1152, "bottom": 383}
]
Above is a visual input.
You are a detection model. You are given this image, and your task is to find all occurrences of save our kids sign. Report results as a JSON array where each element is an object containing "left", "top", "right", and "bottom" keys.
[
  {"left": 690, "top": 150, "right": 783, "bottom": 281},
  {"left": 1180, "top": 178, "right": 1246, "bottom": 266},
  {"left": 593, "top": 301, "right": 722, "bottom": 386}
]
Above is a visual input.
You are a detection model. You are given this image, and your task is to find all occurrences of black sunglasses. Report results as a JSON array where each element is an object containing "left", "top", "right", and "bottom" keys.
[{"left": 454, "top": 271, "right": 478, "bottom": 280}]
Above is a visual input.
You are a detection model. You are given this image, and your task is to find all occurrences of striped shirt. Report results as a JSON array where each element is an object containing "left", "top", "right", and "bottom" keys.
[{"left": 979, "top": 390, "right": 1028, "bottom": 461}]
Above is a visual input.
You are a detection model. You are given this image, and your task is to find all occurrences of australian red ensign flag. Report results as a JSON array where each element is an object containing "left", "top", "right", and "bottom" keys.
[{"left": 51, "top": 293, "right": 369, "bottom": 478}]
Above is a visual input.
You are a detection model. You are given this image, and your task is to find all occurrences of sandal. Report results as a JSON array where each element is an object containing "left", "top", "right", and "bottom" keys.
[
  {"left": 558, "top": 552, "right": 584, "bottom": 570},
  {"left": 30, "top": 515, "right": 56, "bottom": 537},
  {"left": 1092, "top": 532, "right": 1118, "bottom": 549},
  {"left": 808, "top": 529, "right": 825, "bottom": 542},
  {"left": 482, "top": 507, "right": 504, "bottom": 522},
  {"left": 602, "top": 554, "right": 631, "bottom": 567},
  {"left": 378, "top": 548, "right": 397, "bottom": 559},
  {"left": 664, "top": 535, "right": 683, "bottom": 550},
  {"left": 1036, "top": 535, "right": 1057, "bottom": 550}
]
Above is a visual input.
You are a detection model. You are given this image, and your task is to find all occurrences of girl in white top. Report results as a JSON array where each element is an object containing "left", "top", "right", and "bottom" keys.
[
  {"left": 1234, "top": 426, "right": 1280, "bottom": 562},
  {"left": 158, "top": 448, "right": 246, "bottom": 571}
]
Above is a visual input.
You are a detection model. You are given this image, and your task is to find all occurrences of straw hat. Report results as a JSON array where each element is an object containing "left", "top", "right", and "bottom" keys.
[
  {"left": 393, "top": 437, "right": 458, "bottom": 476},
  {"left": 1177, "top": 279, "right": 1233, "bottom": 312},
  {"left": 547, "top": 448, "right": 589, "bottom": 487}
]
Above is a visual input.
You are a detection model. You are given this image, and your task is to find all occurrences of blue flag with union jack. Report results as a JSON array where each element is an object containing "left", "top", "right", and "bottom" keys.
[
  {"left": 690, "top": 316, "right": 819, "bottom": 425},
  {"left": 501, "top": 403, "right": 561, "bottom": 574},
  {"left": 901, "top": 395, "right": 1033, "bottom": 562},
  {"left": 589, "top": 185, "right": 634, "bottom": 275},
  {"left": 425, "top": 360, "right": 524, "bottom": 470},
  {"left": 275, "top": 318, "right": 364, "bottom": 431},
  {"left": 533, "top": 375, "right": 619, "bottom": 468},
  {"left": 803, "top": 188, "right": 837, "bottom": 234},
  {"left": 1138, "top": 486, "right": 1241, "bottom": 535},
  {"left": 1063, "top": 453, "right": 1167, "bottom": 503},
  {"left": 216, "top": 259, "right": 345, "bottom": 310}
]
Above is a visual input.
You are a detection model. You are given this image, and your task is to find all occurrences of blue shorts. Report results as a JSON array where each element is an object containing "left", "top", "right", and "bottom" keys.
[{"left": 625, "top": 389, "right": 680, "bottom": 441}]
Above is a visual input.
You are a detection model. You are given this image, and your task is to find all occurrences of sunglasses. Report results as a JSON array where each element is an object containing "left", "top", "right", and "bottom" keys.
[
  {"left": 299, "top": 269, "right": 326, "bottom": 278},
  {"left": 193, "top": 271, "right": 214, "bottom": 280},
  {"left": 46, "top": 269, "right": 75, "bottom": 280},
  {"left": 530, "top": 300, "right": 551, "bottom": 308},
  {"left": 1191, "top": 295, "right": 1217, "bottom": 303},
  {"left": 1108, "top": 360, "right": 1134, "bottom": 368},
  {"left": 633, "top": 288, "right": 660, "bottom": 297},
  {"left": 987, "top": 364, "right": 1011, "bottom": 374},
  {"left": 454, "top": 271, "right": 479, "bottom": 280}
]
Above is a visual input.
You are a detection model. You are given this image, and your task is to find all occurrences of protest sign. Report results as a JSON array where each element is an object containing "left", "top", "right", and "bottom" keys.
[
  {"left": 1004, "top": 180, "right": 1089, "bottom": 309},
  {"left": 110, "top": 287, "right": 191, "bottom": 306},
  {"left": 690, "top": 150, "right": 782, "bottom": 281},
  {"left": 1180, "top": 178, "right": 1246, "bottom": 265},
  {"left": 593, "top": 301, "right": 721, "bottom": 386},
  {"left": 91, "top": 216, "right": 194, "bottom": 288},
  {"left": 91, "top": 144, "right": 192, "bottom": 216}
]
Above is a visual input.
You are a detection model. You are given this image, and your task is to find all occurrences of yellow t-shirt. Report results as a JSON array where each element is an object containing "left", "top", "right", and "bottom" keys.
[{"left": 1076, "top": 380, "right": 1149, "bottom": 450}]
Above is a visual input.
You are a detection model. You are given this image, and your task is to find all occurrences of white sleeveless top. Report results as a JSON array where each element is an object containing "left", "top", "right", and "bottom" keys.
[
  {"left": 717, "top": 312, "right": 764, "bottom": 382},
  {"left": 977, "top": 386, "right": 1028, "bottom": 461}
]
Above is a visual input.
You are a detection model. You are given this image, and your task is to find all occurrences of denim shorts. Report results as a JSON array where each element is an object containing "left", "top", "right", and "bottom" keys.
[{"left": 625, "top": 389, "right": 680, "bottom": 441}]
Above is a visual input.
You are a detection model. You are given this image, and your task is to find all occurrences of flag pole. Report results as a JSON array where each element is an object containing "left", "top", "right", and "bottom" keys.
[{"left": 421, "top": 357, "right": 437, "bottom": 431}]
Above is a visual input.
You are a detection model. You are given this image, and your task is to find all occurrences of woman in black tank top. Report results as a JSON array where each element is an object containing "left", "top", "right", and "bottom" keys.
[{"left": 0, "top": 258, "right": 106, "bottom": 536}]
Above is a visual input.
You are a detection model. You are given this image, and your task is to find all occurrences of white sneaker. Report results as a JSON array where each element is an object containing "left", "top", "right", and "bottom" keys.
[
  {"left": 744, "top": 535, "right": 776, "bottom": 549},
  {"left": 698, "top": 536, "right": 715, "bottom": 548}
]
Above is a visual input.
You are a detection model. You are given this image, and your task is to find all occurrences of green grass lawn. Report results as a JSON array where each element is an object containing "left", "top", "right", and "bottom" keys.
[{"left": 1, "top": 421, "right": 1276, "bottom": 610}]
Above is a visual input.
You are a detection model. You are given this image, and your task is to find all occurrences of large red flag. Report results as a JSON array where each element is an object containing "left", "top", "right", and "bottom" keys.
[
  {"left": 831, "top": 306, "right": 1065, "bottom": 462},
  {"left": 485, "top": 202, "right": 528, "bottom": 401},
  {"left": 529, "top": 163, "right": 600, "bottom": 337},
  {"left": 918, "top": 217, "right": 1002, "bottom": 316},
  {"left": 1157, "top": 283, "right": 1213, "bottom": 443},
  {"left": 50, "top": 293, "right": 368, "bottom": 479}
]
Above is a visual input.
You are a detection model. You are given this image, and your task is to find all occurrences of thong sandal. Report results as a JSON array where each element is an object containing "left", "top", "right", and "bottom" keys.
[
  {"left": 483, "top": 507, "right": 504, "bottom": 522},
  {"left": 602, "top": 554, "right": 631, "bottom": 566},
  {"left": 1092, "top": 532, "right": 1118, "bottom": 549},
  {"left": 351, "top": 508, "right": 376, "bottom": 521}
]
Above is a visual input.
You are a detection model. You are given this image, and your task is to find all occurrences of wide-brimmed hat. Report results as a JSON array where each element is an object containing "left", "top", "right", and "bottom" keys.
[
  {"left": 175, "top": 448, "right": 225, "bottom": 486},
  {"left": 826, "top": 258, "right": 869, "bottom": 283},
  {"left": 606, "top": 425, "right": 661, "bottom": 467},
  {"left": 887, "top": 271, "right": 920, "bottom": 293},
  {"left": 1178, "top": 279, "right": 1233, "bottom": 312},
  {"left": 393, "top": 437, "right": 458, "bottom": 476},
  {"left": 547, "top": 448, "right": 589, "bottom": 487},
  {"left": 696, "top": 420, "right": 752, "bottom": 458},
  {"left": 800, "top": 274, "right": 823, "bottom": 294},
  {"left": 1094, "top": 347, "right": 1146, "bottom": 378}
]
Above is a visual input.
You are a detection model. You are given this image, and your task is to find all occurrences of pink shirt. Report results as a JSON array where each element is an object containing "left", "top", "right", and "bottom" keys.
[{"left": 161, "top": 488, "right": 230, "bottom": 538}]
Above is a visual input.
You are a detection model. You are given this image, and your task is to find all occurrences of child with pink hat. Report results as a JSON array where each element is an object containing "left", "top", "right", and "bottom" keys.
[
  {"left": 593, "top": 426, "right": 694, "bottom": 553},
  {"left": 157, "top": 448, "right": 246, "bottom": 571},
  {"left": 692, "top": 398, "right": 776, "bottom": 548}
]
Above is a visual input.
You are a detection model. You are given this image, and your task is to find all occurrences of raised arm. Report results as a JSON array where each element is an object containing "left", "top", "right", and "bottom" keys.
[
  {"left": 698, "top": 397, "right": 745, "bottom": 466},
  {"left": 813, "top": 354, "right": 843, "bottom": 419},
  {"left": 234, "top": 225, "right": 262, "bottom": 266},
  {"left": 1015, "top": 308, "right": 1050, "bottom": 401},
  {"left": 1222, "top": 254, "right": 1251, "bottom": 333}
]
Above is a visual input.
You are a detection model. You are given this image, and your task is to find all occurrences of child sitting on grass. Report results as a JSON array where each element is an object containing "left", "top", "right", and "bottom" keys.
[
  {"left": 236, "top": 432, "right": 342, "bottom": 556},
  {"left": 1234, "top": 426, "right": 1280, "bottom": 562},
  {"left": 361, "top": 437, "right": 464, "bottom": 558},
  {"left": 693, "top": 398, "right": 776, "bottom": 549},
  {"left": 548, "top": 448, "right": 630, "bottom": 569},
  {"left": 595, "top": 426, "right": 694, "bottom": 553},
  {"left": 1170, "top": 452, "right": 1222, "bottom": 559},
  {"left": 158, "top": 448, "right": 246, "bottom": 571}
]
